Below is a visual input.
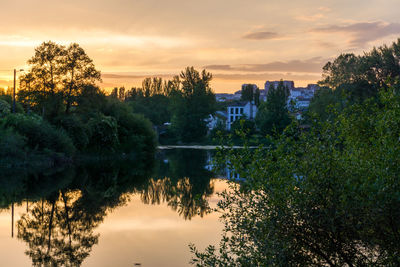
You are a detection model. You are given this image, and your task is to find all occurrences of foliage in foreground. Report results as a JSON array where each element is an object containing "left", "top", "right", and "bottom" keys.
[{"left": 190, "top": 86, "right": 400, "bottom": 266}]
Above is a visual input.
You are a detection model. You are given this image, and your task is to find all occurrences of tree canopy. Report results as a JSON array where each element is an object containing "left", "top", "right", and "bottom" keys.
[
  {"left": 191, "top": 86, "right": 400, "bottom": 266},
  {"left": 169, "top": 67, "right": 216, "bottom": 143},
  {"left": 255, "top": 81, "right": 291, "bottom": 135},
  {"left": 319, "top": 39, "right": 400, "bottom": 103},
  {"left": 18, "top": 41, "right": 101, "bottom": 118}
]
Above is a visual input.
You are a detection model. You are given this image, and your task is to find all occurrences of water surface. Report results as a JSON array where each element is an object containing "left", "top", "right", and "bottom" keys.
[{"left": 0, "top": 149, "right": 228, "bottom": 267}]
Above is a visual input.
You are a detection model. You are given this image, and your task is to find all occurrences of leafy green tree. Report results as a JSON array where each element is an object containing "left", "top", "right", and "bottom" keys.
[
  {"left": 74, "top": 84, "right": 107, "bottom": 116},
  {"left": 63, "top": 43, "right": 101, "bottom": 114},
  {"left": 86, "top": 114, "right": 119, "bottom": 152},
  {"left": 100, "top": 98, "right": 157, "bottom": 156},
  {"left": 19, "top": 41, "right": 65, "bottom": 118},
  {"left": 254, "top": 87, "right": 260, "bottom": 106},
  {"left": 307, "top": 87, "right": 345, "bottom": 121},
  {"left": 124, "top": 77, "right": 176, "bottom": 126},
  {"left": 319, "top": 38, "right": 400, "bottom": 104},
  {"left": 230, "top": 117, "right": 256, "bottom": 138},
  {"left": 128, "top": 94, "right": 171, "bottom": 126},
  {"left": 170, "top": 67, "right": 216, "bottom": 143},
  {"left": 18, "top": 41, "right": 101, "bottom": 118},
  {"left": 241, "top": 84, "right": 254, "bottom": 102},
  {"left": 320, "top": 53, "right": 362, "bottom": 89},
  {"left": 241, "top": 84, "right": 260, "bottom": 105},
  {"left": 190, "top": 86, "right": 400, "bottom": 266},
  {"left": 255, "top": 81, "right": 291, "bottom": 135}
]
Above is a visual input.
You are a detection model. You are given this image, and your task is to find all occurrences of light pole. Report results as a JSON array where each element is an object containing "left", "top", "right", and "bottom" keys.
[{"left": 13, "top": 68, "right": 24, "bottom": 113}]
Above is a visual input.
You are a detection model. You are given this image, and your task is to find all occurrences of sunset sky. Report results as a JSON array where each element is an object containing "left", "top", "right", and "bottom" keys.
[{"left": 0, "top": 0, "right": 399, "bottom": 93}]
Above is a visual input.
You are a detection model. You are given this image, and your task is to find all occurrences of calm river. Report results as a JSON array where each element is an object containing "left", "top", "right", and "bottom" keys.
[{"left": 0, "top": 149, "right": 228, "bottom": 267}]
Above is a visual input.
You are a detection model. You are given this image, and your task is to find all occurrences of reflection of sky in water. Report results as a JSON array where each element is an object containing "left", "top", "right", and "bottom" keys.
[{"left": 0, "top": 179, "right": 228, "bottom": 267}]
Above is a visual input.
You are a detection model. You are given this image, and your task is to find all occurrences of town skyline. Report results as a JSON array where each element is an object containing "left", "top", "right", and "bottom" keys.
[{"left": 1, "top": 0, "right": 400, "bottom": 93}]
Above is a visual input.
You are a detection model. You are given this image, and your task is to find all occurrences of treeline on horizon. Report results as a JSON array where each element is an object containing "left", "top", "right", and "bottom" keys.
[
  {"left": 1, "top": 39, "right": 400, "bottom": 169},
  {"left": 0, "top": 41, "right": 219, "bottom": 169},
  {"left": 109, "top": 68, "right": 216, "bottom": 144},
  {"left": 104, "top": 38, "right": 400, "bottom": 146}
]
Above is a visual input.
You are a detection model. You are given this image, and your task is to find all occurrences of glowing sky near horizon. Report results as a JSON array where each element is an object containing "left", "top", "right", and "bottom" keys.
[{"left": 0, "top": 0, "right": 399, "bottom": 92}]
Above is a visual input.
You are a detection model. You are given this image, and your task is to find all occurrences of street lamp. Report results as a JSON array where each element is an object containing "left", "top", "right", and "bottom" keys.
[{"left": 13, "top": 68, "right": 24, "bottom": 113}]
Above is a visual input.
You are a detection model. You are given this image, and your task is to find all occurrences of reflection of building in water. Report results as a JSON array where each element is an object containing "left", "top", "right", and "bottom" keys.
[
  {"left": 226, "top": 169, "right": 242, "bottom": 180},
  {"left": 204, "top": 150, "right": 214, "bottom": 171},
  {"left": 203, "top": 151, "right": 244, "bottom": 180}
]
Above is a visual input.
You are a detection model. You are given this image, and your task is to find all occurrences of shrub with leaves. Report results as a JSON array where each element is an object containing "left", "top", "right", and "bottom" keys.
[
  {"left": 87, "top": 114, "right": 119, "bottom": 152},
  {"left": 3, "top": 114, "right": 75, "bottom": 156},
  {"left": 190, "top": 86, "right": 400, "bottom": 266},
  {"left": 0, "top": 99, "right": 10, "bottom": 117}
]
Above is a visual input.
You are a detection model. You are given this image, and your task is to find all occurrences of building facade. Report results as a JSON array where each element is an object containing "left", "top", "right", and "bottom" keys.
[{"left": 226, "top": 101, "right": 257, "bottom": 130}]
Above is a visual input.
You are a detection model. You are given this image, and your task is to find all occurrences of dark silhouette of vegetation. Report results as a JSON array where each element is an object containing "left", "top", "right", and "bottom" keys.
[
  {"left": 18, "top": 41, "right": 101, "bottom": 118},
  {"left": 241, "top": 84, "right": 260, "bottom": 106},
  {"left": 0, "top": 41, "right": 157, "bottom": 167},
  {"left": 309, "top": 38, "right": 400, "bottom": 120},
  {"left": 169, "top": 67, "right": 216, "bottom": 143},
  {"left": 256, "top": 81, "right": 291, "bottom": 135},
  {"left": 107, "top": 68, "right": 217, "bottom": 144}
]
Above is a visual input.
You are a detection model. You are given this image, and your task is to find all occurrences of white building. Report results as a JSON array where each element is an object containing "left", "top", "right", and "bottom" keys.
[
  {"left": 226, "top": 101, "right": 257, "bottom": 130},
  {"left": 293, "top": 96, "right": 312, "bottom": 109},
  {"left": 287, "top": 83, "right": 319, "bottom": 110}
]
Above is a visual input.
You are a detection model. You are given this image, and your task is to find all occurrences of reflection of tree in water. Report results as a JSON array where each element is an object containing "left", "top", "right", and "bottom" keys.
[
  {"left": 141, "top": 177, "right": 214, "bottom": 220},
  {"left": 10, "top": 157, "right": 154, "bottom": 267},
  {"left": 1, "top": 150, "right": 217, "bottom": 265},
  {"left": 145, "top": 149, "right": 216, "bottom": 220},
  {"left": 17, "top": 190, "right": 101, "bottom": 266}
]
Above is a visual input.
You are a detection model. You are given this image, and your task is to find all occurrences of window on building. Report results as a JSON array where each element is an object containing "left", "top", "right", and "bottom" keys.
[
  {"left": 230, "top": 108, "right": 234, "bottom": 114},
  {"left": 230, "top": 116, "right": 234, "bottom": 122},
  {"left": 240, "top": 108, "right": 243, "bottom": 114},
  {"left": 235, "top": 107, "right": 238, "bottom": 114}
]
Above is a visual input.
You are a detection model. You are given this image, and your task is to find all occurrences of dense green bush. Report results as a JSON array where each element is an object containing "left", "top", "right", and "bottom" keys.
[
  {"left": 87, "top": 113, "right": 119, "bottom": 152},
  {"left": 191, "top": 87, "right": 400, "bottom": 266},
  {"left": 230, "top": 118, "right": 256, "bottom": 137},
  {"left": 129, "top": 94, "right": 171, "bottom": 126},
  {"left": 0, "top": 95, "right": 24, "bottom": 113},
  {"left": 0, "top": 127, "right": 26, "bottom": 160},
  {"left": 55, "top": 114, "right": 90, "bottom": 150},
  {"left": 101, "top": 98, "right": 157, "bottom": 154},
  {"left": 3, "top": 114, "right": 75, "bottom": 155},
  {"left": 0, "top": 100, "right": 11, "bottom": 117}
]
